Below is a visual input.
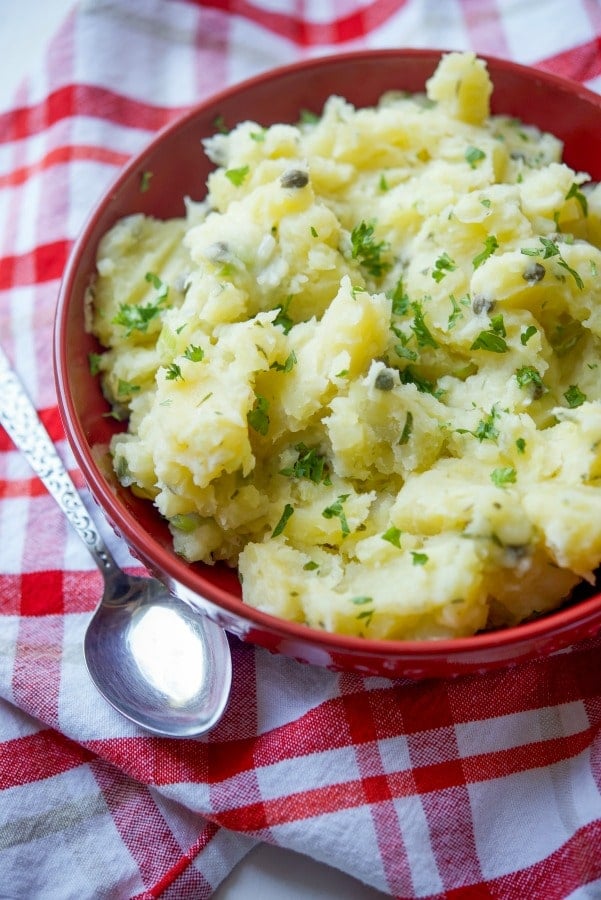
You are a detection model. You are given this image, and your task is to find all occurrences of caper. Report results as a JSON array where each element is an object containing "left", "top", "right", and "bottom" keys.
[
  {"left": 472, "top": 295, "right": 496, "bottom": 315},
  {"left": 280, "top": 169, "right": 309, "bottom": 189},
  {"left": 375, "top": 369, "right": 395, "bottom": 391},
  {"left": 522, "top": 262, "right": 545, "bottom": 283}
]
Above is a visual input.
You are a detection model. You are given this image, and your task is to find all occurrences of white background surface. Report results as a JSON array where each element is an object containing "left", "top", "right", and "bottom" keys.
[{"left": 0, "top": 1, "right": 387, "bottom": 895}]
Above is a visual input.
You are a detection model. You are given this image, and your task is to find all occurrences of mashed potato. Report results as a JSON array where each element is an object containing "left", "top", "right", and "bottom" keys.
[{"left": 89, "top": 51, "right": 601, "bottom": 640}]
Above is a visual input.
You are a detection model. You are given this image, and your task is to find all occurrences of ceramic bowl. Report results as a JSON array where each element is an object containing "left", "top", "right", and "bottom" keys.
[{"left": 54, "top": 49, "right": 601, "bottom": 678}]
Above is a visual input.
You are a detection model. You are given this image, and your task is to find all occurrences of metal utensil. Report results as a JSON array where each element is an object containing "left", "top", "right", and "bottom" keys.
[{"left": 0, "top": 345, "right": 232, "bottom": 737}]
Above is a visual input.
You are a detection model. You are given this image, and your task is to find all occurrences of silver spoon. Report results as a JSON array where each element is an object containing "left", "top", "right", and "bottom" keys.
[{"left": 0, "top": 345, "right": 232, "bottom": 737}]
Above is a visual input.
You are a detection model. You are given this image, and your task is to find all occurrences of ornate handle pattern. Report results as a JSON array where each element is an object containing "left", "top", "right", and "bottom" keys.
[{"left": 0, "top": 345, "right": 116, "bottom": 574}]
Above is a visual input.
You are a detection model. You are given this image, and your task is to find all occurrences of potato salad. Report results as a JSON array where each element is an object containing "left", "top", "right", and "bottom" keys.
[{"left": 89, "top": 51, "right": 601, "bottom": 640}]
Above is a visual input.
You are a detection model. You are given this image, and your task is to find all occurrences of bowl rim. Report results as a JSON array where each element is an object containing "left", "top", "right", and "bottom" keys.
[{"left": 54, "top": 46, "right": 601, "bottom": 661}]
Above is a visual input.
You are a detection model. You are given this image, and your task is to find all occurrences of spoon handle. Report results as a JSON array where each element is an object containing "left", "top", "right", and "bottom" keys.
[{"left": 0, "top": 344, "right": 118, "bottom": 575}]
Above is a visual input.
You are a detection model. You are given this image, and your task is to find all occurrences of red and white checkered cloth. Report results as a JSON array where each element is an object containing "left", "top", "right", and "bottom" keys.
[{"left": 2, "top": 1, "right": 601, "bottom": 897}]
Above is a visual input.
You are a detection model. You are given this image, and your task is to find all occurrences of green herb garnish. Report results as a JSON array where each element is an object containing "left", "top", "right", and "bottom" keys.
[
  {"left": 399, "top": 411, "right": 413, "bottom": 445},
  {"left": 411, "top": 551, "right": 429, "bottom": 566},
  {"left": 410, "top": 301, "right": 438, "bottom": 348},
  {"left": 225, "top": 165, "right": 250, "bottom": 186},
  {"left": 322, "top": 494, "right": 350, "bottom": 537},
  {"left": 165, "top": 363, "right": 183, "bottom": 381},
  {"left": 184, "top": 344, "right": 204, "bottom": 362},
  {"left": 117, "top": 378, "right": 140, "bottom": 396},
  {"left": 350, "top": 220, "right": 391, "bottom": 278},
  {"left": 476, "top": 408, "right": 500, "bottom": 442},
  {"left": 465, "top": 146, "right": 486, "bottom": 168},
  {"left": 273, "top": 296, "right": 294, "bottom": 334},
  {"left": 565, "top": 182, "right": 588, "bottom": 217},
  {"left": 88, "top": 353, "right": 102, "bottom": 376},
  {"left": 521, "top": 238, "right": 583, "bottom": 289},
  {"left": 432, "top": 251, "right": 456, "bottom": 283},
  {"left": 470, "top": 330, "right": 508, "bottom": 353},
  {"left": 515, "top": 365, "right": 543, "bottom": 390},
  {"left": 247, "top": 394, "right": 270, "bottom": 435},
  {"left": 520, "top": 325, "right": 537, "bottom": 346},
  {"left": 272, "top": 503, "right": 294, "bottom": 537},
  {"left": 281, "top": 443, "right": 331, "bottom": 484},
  {"left": 389, "top": 277, "right": 410, "bottom": 316},
  {"left": 299, "top": 109, "right": 320, "bottom": 124},
  {"left": 381, "top": 526, "right": 402, "bottom": 548},
  {"left": 564, "top": 384, "right": 587, "bottom": 408},
  {"left": 271, "top": 351, "right": 297, "bottom": 373},
  {"left": 139, "top": 170, "right": 153, "bottom": 193},
  {"left": 472, "top": 235, "right": 499, "bottom": 270},
  {"left": 111, "top": 273, "right": 169, "bottom": 336},
  {"left": 491, "top": 466, "right": 517, "bottom": 487}
]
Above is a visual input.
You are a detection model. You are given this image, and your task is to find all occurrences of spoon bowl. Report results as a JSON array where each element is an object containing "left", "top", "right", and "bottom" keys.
[
  {"left": 0, "top": 344, "right": 232, "bottom": 738},
  {"left": 85, "top": 566, "right": 231, "bottom": 736}
]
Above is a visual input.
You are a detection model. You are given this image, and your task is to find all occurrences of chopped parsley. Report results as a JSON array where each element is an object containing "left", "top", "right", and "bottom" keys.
[
  {"left": 516, "top": 437, "right": 527, "bottom": 454},
  {"left": 411, "top": 551, "right": 429, "bottom": 566},
  {"left": 399, "top": 366, "right": 440, "bottom": 396},
  {"left": 213, "top": 115, "right": 229, "bottom": 133},
  {"left": 250, "top": 128, "right": 266, "bottom": 142},
  {"left": 381, "top": 526, "right": 402, "bottom": 548},
  {"left": 520, "top": 325, "right": 537, "bottom": 346},
  {"left": 564, "top": 384, "right": 587, "bottom": 408},
  {"left": 88, "top": 352, "right": 102, "bottom": 376},
  {"left": 399, "top": 410, "right": 413, "bottom": 445},
  {"left": 389, "top": 277, "right": 410, "bottom": 316},
  {"left": 271, "top": 350, "right": 297, "bottom": 373},
  {"left": 310, "top": 226, "right": 318, "bottom": 237},
  {"left": 470, "top": 314, "right": 508, "bottom": 353},
  {"left": 379, "top": 174, "right": 390, "bottom": 191},
  {"left": 490, "top": 466, "right": 517, "bottom": 487},
  {"left": 432, "top": 251, "right": 456, "bottom": 283},
  {"left": 410, "top": 301, "right": 439, "bottom": 348},
  {"left": 448, "top": 294, "right": 466, "bottom": 330},
  {"left": 145, "top": 271, "right": 169, "bottom": 299},
  {"left": 322, "top": 494, "right": 350, "bottom": 537},
  {"left": 117, "top": 378, "right": 140, "bottom": 396},
  {"left": 457, "top": 405, "right": 500, "bottom": 442},
  {"left": 521, "top": 238, "right": 583, "bottom": 289},
  {"left": 299, "top": 108, "right": 320, "bottom": 124},
  {"left": 112, "top": 273, "right": 169, "bottom": 336},
  {"left": 350, "top": 220, "right": 391, "bottom": 278},
  {"left": 273, "top": 296, "right": 294, "bottom": 334},
  {"left": 565, "top": 182, "right": 588, "bottom": 217},
  {"left": 472, "top": 235, "right": 499, "bottom": 270},
  {"left": 515, "top": 365, "right": 544, "bottom": 390},
  {"left": 225, "top": 165, "right": 250, "bottom": 187},
  {"left": 165, "top": 363, "right": 184, "bottom": 381},
  {"left": 280, "top": 443, "right": 331, "bottom": 484},
  {"left": 247, "top": 394, "right": 270, "bottom": 435},
  {"left": 272, "top": 503, "right": 294, "bottom": 537},
  {"left": 393, "top": 332, "right": 418, "bottom": 362},
  {"left": 352, "top": 595, "right": 374, "bottom": 625},
  {"left": 465, "top": 146, "right": 486, "bottom": 168},
  {"left": 139, "top": 170, "right": 153, "bottom": 193},
  {"left": 183, "top": 344, "right": 204, "bottom": 362}
]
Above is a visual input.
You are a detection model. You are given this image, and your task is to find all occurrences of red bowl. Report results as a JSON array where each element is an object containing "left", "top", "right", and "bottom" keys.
[{"left": 54, "top": 49, "right": 601, "bottom": 678}]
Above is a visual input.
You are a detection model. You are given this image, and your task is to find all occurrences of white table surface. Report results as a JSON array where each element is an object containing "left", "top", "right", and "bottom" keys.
[{"left": 0, "top": 1, "right": 388, "bottom": 895}]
